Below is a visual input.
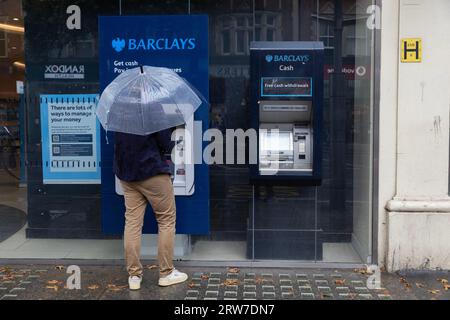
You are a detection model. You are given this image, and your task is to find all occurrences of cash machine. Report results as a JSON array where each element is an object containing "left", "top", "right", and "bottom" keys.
[
  {"left": 115, "top": 118, "right": 195, "bottom": 197},
  {"left": 248, "top": 41, "right": 324, "bottom": 260},
  {"left": 250, "top": 41, "right": 324, "bottom": 186}
]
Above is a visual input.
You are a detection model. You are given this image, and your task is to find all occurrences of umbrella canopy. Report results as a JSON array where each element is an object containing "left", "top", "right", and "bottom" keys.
[{"left": 96, "top": 66, "right": 205, "bottom": 136}]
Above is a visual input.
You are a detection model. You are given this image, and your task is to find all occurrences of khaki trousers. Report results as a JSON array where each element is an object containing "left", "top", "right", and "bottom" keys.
[{"left": 120, "top": 174, "right": 176, "bottom": 277}]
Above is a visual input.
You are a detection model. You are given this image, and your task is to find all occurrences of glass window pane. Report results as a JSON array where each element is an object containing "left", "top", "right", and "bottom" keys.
[
  {"left": 267, "top": 29, "right": 275, "bottom": 41},
  {"left": 236, "top": 30, "right": 245, "bottom": 53},
  {"left": 223, "top": 16, "right": 232, "bottom": 28},
  {"left": 2, "top": 0, "right": 377, "bottom": 266},
  {"left": 236, "top": 16, "right": 246, "bottom": 27},
  {"left": 255, "top": 13, "right": 262, "bottom": 25},
  {"left": 255, "top": 27, "right": 261, "bottom": 41},
  {"left": 222, "top": 30, "right": 231, "bottom": 54}
]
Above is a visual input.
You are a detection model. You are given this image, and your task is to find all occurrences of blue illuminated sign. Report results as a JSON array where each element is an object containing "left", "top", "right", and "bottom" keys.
[
  {"left": 99, "top": 15, "right": 209, "bottom": 235},
  {"left": 112, "top": 37, "right": 197, "bottom": 52}
]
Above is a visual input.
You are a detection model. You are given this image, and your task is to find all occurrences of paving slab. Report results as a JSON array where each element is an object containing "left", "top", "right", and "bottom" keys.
[{"left": 0, "top": 264, "right": 448, "bottom": 300}]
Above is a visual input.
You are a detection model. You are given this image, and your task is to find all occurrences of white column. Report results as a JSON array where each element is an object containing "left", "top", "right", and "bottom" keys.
[{"left": 381, "top": 0, "right": 450, "bottom": 271}]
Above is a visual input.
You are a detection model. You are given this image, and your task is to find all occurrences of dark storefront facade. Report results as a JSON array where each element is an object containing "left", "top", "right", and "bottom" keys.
[{"left": 0, "top": 0, "right": 378, "bottom": 264}]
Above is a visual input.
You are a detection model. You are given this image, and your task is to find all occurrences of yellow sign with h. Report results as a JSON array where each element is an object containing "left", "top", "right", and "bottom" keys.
[{"left": 401, "top": 38, "right": 422, "bottom": 63}]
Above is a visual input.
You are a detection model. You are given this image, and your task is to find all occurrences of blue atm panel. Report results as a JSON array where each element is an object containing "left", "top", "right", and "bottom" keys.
[
  {"left": 250, "top": 41, "right": 324, "bottom": 186},
  {"left": 99, "top": 15, "right": 209, "bottom": 235}
]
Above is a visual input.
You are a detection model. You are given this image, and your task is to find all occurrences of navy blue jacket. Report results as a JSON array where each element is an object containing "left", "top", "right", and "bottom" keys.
[{"left": 113, "top": 128, "right": 174, "bottom": 182}]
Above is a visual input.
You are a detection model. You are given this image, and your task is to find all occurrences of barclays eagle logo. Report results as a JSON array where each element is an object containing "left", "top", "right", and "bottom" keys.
[
  {"left": 265, "top": 55, "right": 273, "bottom": 63},
  {"left": 112, "top": 38, "right": 126, "bottom": 52}
]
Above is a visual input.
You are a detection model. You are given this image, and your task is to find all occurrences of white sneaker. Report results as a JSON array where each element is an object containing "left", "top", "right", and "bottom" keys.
[
  {"left": 128, "top": 275, "right": 142, "bottom": 290},
  {"left": 158, "top": 269, "right": 188, "bottom": 287}
]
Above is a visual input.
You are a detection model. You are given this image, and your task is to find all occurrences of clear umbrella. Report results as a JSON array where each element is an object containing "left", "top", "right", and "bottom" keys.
[{"left": 96, "top": 65, "right": 206, "bottom": 136}]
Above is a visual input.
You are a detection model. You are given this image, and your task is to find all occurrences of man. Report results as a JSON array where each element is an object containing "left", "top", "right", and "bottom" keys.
[{"left": 114, "top": 128, "right": 188, "bottom": 290}]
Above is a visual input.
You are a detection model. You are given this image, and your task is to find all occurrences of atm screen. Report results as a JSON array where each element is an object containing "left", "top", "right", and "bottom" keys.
[{"left": 260, "top": 131, "right": 294, "bottom": 162}]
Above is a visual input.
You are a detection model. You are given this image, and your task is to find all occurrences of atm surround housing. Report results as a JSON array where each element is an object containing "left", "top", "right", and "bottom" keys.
[
  {"left": 250, "top": 41, "right": 324, "bottom": 186},
  {"left": 248, "top": 41, "right": 325, "bottom": 260}
]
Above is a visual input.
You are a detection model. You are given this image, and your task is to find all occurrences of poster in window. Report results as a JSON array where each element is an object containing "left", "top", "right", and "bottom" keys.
[{"left": 40, "top": 94, "right": 101, "bottom": 184}]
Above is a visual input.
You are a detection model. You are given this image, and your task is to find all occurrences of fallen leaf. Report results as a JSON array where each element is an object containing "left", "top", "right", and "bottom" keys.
[
  {"left": 222, "top": 279, "right": 239, "bottom": 286},
  {"left": 335, "top": 279, "right": 346, "bottom": 285},
  {"left": 428, "top": 289, "right": 440, "bottom": 295},
  {"left": 1, "top": 275, "right": 15, "bottom": 281},
  {"left": 0, "top": 267, "right": 11, "bottom": 274},
  {"left": 46, "top": 285, "right": 59, "bottom": 292},
  {"left": 254, "top": 277, "right": 263, "bottom": 284},
  {"left": 187, "top": 282, "right": 196, "bottom": 288},
  {"left": 55, "top": 265, "right": 65, "bottom": 271},
  {"left": 47, "top": 280, "right": 61, "bottom": 285},
  {"left": 349, "top": 293, "right": 358, "bottom": 300},
  {"left": 354, "top": 268, "right": 368, "bottom": 275},
  {"left": 415, "top": 283, "right": 425, "bottom": 288},
  {"left": 200, "top": 274, "right": 209, "bottom": 280},
  {"left": 438, "top": 278, "right": 448, "bottom": 284},
  {"left": 146, "top": 265, "right": 158, "bottom": 270},
  {"left": 321, "top": 293, "right": 333, "bottom": 299},
  {"left": 88, "top": 284, "right": 100, "bottom": 290},
  {"left": 399, "top": 277, "right": 411, "bottom": 289},
  {"left": 107, "top": 284, "right": 127, "bottom": 291},
  {"left": 228, "top": 267, "right": 240, "bottom": 274},
  {"left": 444, "top": 284, "right": 450, "bottom": 291}
]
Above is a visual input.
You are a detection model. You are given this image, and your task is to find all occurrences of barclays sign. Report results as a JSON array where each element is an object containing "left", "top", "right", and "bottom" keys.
[
  {"left": 112, "top": 37, "right": 196, "bottom": 52},
  {"left": 265, "top": 54, "right": 310, "bottom": 63}
]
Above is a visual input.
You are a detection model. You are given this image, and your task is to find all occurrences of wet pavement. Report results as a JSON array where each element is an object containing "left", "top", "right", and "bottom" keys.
[{"left": 0, "top": 264, "right": 449, "bottom": 300}]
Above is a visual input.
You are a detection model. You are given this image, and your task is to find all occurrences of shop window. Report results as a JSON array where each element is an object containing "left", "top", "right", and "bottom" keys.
[
  {"left": 1, "top": 0, "right": 377, "bottom": 265},
  {"left": 218, "top": 14, "right": 253, "bottom": 56},
  {"left": 253, "top": 12, "right": 279, "bottom": 42},
  {"left": 217, "top": 12, "right": 280, "bottom": 56},
  {"left": 319, "top": 20, "right": 335, "bottom": 50}
]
